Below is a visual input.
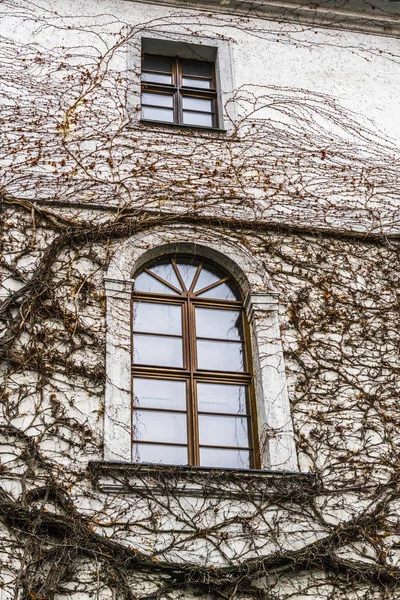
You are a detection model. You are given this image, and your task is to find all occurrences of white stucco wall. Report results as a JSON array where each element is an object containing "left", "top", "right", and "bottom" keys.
[
  {"left": 1, "top": 0, "right": 399, "bottom": 141},
  {"left": 1, "top": 3, "right": 400, "bottom": 597}
]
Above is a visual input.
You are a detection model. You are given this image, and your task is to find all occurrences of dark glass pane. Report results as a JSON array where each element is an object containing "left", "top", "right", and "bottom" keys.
[
  {"left": 133, "top": 302, "right": 182, "bottom": 335},
  {"left": 148, "top": 262, "right": 182, "bottom": 291},
  {"left": 142, "top": 106, "right": 174, "bottom": 122},
  {"left": 195, "top": 308, "right": 243, "bottom": 341},
  {"left": 200, "top": 447, "right": 250, "bottom": 469},
  {"left": 182, "top": 62, "right": 212, "bottom": 77},
  {"left": 142, "top": 58, "right": 172, "bottom": 73},
  {"left": 133, "top": 410, "right": 187, "bottom": 444},
  {"left": 176, "top": 260, "right": 200, "bottom": 290},
  {"left": 197, "top": 383, "right": 247, "bottom": 415},
  {"left": 197, "top": 340, "right": 244, "bottom": 372},
  {"left": 183, "top": 111, "right": 213, "bottom": 127},
  {"left": 182, "top": 97, "right": 213, "bottom": 112},
  {"left": 197, "top": 281, "right": 236, "bottom": 300},
  {"left": 135, "top": 271, "right": 178, "bottom": 295},
  {"left": 133, "top": 334, "right": 183, "bottom": 368},
  {"left": 199, "top": 414, "right": 249, "bottom": 447},
  {"left": 133, "top": 443, "right": 187, "bottom": 465},
  {"left": 182, "top": 77, "right": 212, "bottom": 89},
  {"left": 133, "top": 378, "right": 186, "bottom": 411},
  {"left": 142, "top": 72, "right": 172, "bottom": 85},
  {"left": 142, "top": 92, "right": 173, "bottom": 108},
  {"left": 193, "top": 267, "right": 221, "bottom": 293}
]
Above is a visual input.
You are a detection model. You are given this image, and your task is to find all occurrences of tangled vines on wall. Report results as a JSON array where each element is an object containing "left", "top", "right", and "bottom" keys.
[{"left": 1, "top": 1, "right": 400, "bottom": 599}]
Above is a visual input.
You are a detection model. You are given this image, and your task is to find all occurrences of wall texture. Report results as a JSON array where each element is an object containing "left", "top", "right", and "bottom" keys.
[{"left": 1, "top": 1, "right": 400, "bottom": 599}]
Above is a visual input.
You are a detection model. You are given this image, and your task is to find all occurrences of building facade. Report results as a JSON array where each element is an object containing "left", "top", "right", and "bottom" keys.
[{"left": 1, "top": 0, "right": 400, "bottom": 598}]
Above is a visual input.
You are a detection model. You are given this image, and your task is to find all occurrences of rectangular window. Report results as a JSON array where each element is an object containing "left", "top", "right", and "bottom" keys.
[{"left": 141, "top": 54, "right": 218, "bottom": 129}]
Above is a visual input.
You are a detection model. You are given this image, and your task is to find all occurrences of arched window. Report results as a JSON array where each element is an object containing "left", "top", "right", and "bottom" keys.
[
  {"left": 131, "top": 257, "right": 259, "bottom": 469},
  {"left": 103, "top": 227, "right": 299, "bottom": 473}
]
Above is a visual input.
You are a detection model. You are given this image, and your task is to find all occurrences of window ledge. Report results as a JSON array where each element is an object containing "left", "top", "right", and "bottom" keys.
[
  {"left": 88, "top": 461, "right": 315, "bottom": 500},
  {"left": 138, "top": 119, "right": 227, "bottom": 135}
]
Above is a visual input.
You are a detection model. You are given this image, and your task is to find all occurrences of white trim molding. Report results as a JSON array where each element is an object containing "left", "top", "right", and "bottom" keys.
[
  {"left": 128, "top": 0, "right": 400, "bottom": 39},
  {"left": 244, "top": 292, "right": 298, "bottom": 471},
  {"left": 103, "top": 277, "right": 135, "bottom": 462},
  {"left": 104, "top": 225, "right": 299, "bottom": 471},
  {"left": 127, "top": 29, "right": 237, "bottom": 134}
]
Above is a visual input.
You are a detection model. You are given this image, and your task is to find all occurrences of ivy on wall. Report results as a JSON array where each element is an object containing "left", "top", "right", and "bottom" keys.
[{"left": 0, "top": 1, "right": 400, "bottom": 599}]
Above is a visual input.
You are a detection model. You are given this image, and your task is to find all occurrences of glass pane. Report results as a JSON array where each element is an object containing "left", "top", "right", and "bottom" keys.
[
  {"left": 197, "top": 383, "right": 247, "bottom": 415},
  {"left": 193, "top": 267, "right": 221, "bottom": 292},
  {"left": 197, "top": 340, "right": 244, "bottom": 372},
  {"left": 197, "top": 282, "right": 236, "bottom": 300},
  {"left": 133, "top": 302, "right": 182, "bottom": 335},
  {"left": 200, "top": 447, "right": 250, "bottom": 469},
  {"left": 176, "top": 261, "right": 200, "bottom": 290},
  {"left": 195, "top": 308, "right": 243, "bottom": 341},
  {"left": 135, "top": 271, "right": 178, "bottom": 295},
  {"left": 182, "top": 62, "right": 212, "bottom": 77},
  {"left": 199, "top": 414, "right": 249, "bottom": 447},
  {"left": 133, "top": 443, "right": 187, "bottom": 465},
  {"left": 142, "top": 92, "right": 173, "bottom": 108},
  {"left": 133, "top": 378, "right": 186, "bottom": 410},
  {"left": 142, "top": 106, "right": 174, "bottom": 122},
  {"left": 142, "top": 58, "right": 172, "bottom": 73},
  {"left": 142, "top": 72, "right": 172, "bottom": 85},
  {"left": 133, "top": 410, "right": 187, "bottom": 444},
  {"left": 133, "top": 334, "right": 183, "bottom": 368},
  {"left": 182, "top": 97, "right": 213, "bottom": 112},
  {"left": 148, "top": 262, "right": 182, "bottom": 291},
  {"left": 183, "top": 111, "right": 213, "bottom": 127},
  {"left": 183, "top": 77, "right": 211, "bottom": 89}
]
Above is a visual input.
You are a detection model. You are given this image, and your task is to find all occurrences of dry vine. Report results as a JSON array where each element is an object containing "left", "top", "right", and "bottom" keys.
[{"left": 1, "top": 1, "right": 400, "bottom": 599}]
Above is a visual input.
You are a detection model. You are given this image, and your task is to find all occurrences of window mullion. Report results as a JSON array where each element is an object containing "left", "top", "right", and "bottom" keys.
[
  {"left": 211, "top": 62, "right": 218, "bottom": 128},
  {"left": 186, "top": 298, "right": 200, "bottom": 465},
  {"left": 175, "top": 56, "right": 183, "bottom": 125}
]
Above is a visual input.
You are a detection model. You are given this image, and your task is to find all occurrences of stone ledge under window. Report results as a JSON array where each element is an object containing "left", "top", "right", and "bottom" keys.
[
  {"left": 88, "top": 461, "right": 316, "bottom": 500},
  {"left": 138, "top": 119, "right": 227, "bottom": 135}
]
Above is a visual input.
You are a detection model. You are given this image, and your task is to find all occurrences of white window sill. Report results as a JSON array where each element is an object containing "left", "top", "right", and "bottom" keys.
[
  {"left": 89, "top": 461, "right": 314, "bottom": 499},
  {"left": 134, "top": 119, "right": 228, "bottom": 135}
]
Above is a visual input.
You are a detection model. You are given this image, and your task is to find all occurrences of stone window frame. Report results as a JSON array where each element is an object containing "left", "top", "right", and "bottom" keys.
[
  {"left": 104, "top": 225, "right": 299, "bottom": 472},
  {"left": 128, "top": 30, "right": 237, "bottom": 134}
]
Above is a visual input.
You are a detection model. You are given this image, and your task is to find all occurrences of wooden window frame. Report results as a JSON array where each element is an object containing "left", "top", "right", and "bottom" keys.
[
  {"left": 131, "top": 258, "right": 260, "bottom": 469},
  {"left": 141, "top": 54, "right": 219, "bottom": 129}
]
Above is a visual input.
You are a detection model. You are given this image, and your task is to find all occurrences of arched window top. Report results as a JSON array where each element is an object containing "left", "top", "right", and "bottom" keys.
[
  {"left": 134, "top": 256, "right": 241, "bottom": 301},
  {"left": 105, "top": 225, "right": 271, "bottom": 295}
]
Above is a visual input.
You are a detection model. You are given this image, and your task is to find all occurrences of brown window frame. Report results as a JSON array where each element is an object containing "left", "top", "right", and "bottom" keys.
[
  {"left": 131, "top": 257, "right": 261, "bottom": 469},
  {"left": 141, "top": 54, "right": 219, "bottom": 129}
]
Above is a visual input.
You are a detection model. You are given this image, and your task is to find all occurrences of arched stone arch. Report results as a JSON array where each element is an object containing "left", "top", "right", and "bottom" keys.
[
  {"left": 106, "top": 225, "right": 269, "bottom": 294},
  {"left": 104, "top": 225, "right": 299, "bottom": 472}
]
